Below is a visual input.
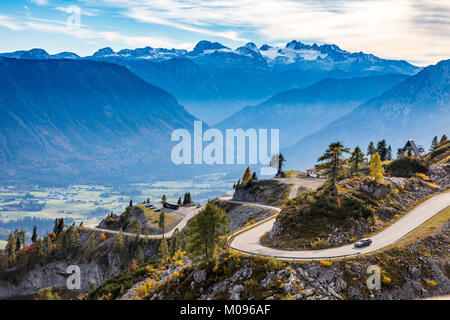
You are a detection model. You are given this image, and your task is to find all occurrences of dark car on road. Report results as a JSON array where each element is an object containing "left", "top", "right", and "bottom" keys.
[
  {"left": 163, "top": 202, "right": 179, "bottom": 210},
  {"left": 354, "top": 239, "right": 372, "bottom": 248}
]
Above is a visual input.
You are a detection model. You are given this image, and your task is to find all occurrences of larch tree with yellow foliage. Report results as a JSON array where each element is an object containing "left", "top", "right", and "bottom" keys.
[
  {"left": 242, "top": 166, "right": 252, "bottom": 185},
  {"left": 369, "top": 152, "right": 384, "bottom": 183}
]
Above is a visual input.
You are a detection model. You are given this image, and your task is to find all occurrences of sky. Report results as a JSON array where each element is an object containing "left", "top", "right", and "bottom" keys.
[{"left": 0, "top": 0, "right": 448, "bottom": 66}]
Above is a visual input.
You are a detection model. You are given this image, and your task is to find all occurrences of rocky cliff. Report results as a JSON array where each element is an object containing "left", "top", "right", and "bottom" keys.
[
  {"left": 145, "top": 221, "right": 450, "bottom": 300},
  {"left": 0, "top": 229, "right": 159, "bottom": 299}
]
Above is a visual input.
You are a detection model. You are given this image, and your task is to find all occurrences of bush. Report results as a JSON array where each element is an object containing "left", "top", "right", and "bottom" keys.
[
  {"left": 319, "top": 260, "right": 332, "bottom": 267},
  {"left": 385, "top": 157, "right": 427, "bottom": 177},
  {"left": 382, "top": 274, "right": 392, "bottom": 285},
  {"left": 310, "top": 238, "right": 330, "bottom": 249},
  {"left": 278, "top": 193, "right": 372, "bottom": 242},
  {"left": 266, "top": 256, "right": 285, "bottom": 271},
  {"left": 38, "top": 287, "right": 61, "bottom": 300},
  {"left": 426, "top": 280, "right": 438, "bottom": 288}
]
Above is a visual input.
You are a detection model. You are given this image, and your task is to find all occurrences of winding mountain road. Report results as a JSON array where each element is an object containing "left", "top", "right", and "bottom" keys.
[
  {"left": 83, "top": 205, "right": 202, "bottom": 239},
  {"left": 225, "top": 192, "right": 450, "bottom": 260}
]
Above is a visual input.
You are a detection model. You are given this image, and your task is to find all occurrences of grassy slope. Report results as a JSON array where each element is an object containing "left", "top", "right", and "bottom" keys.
[
  {"left": 425, "top": 140, "right": 450, "bottom": 164},
  {"left": 136, "top": 204, "right": 183, "bottom": 229}
]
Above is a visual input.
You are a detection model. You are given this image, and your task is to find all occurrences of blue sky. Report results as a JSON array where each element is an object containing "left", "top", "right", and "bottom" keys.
[{"left": 0, "top": 0, "right": 448, "bottom": 66}]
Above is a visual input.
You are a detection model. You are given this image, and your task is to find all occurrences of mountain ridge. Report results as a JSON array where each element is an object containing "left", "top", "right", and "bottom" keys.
[
  {"left": 217, "top": 74, "right": 410, "bottom": 147},
  {"left": 284, "top": 59, "right": 450, "bottom": 170},
  {"left": 0, "top": 57, "right": 197, "bottom": 184}
]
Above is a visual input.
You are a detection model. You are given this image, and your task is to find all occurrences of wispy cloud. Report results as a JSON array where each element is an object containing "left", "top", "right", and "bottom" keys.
[
  {"left": 0, "top": 13, "right": 194, "bottom": 53},
  {"left": 94, "top": 0, "right": 450, "bottom": 65},
  {"left": 2, "top": 0, "right": 449, "bottom": 65},
  {"left": 30, "top": 0, "right": 49, "bottom": 6},
  {"left": 0, "top": 14, "right": 24, "bottom": 31},
  {"left": 54, "top": 6, "right": 98, "bottom": 17}
]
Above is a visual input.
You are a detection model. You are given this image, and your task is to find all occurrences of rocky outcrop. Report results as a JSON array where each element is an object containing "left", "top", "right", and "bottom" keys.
[
  {"left": 0, "top": 229, "right": 160, "bottom": 299},
  {"left": 232, "top": 180, "right": 290, "bottom": 206},
  {"left": 428, "top": 164, "right": 450, "bottom": 188},
  {"left": 0, "top": 257, "right": 122, "bottom": 299},
  {"left": 151, "top": 222, "right": 450, "bottom": 300},
  {"left": 214, "top": 199, "right": 276, "bottom": 231}
]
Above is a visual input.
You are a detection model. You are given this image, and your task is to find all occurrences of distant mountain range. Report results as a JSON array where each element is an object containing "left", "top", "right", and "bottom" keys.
[
  {"left": 0, "top": 57, "right": 196, "bottom": 185},
  {"left": 217, "top": 74, "right": 409, "bottom": 148},
  {"left": 0, "top": 42, "right": 446, "bottom": 184},
  {"left": 1, "top": 41, "right": 421, "bottom": 125},
  {"left": 283, "top": 59, "right": 450, "bottom": 170}
]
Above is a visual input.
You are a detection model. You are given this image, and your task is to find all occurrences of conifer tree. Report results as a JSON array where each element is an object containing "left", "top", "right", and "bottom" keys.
[
  {"left": 5, "top": 233, "right": 16, "bottom": 259},
  {"left": 369, "top": 152, "right": 384, "bottom": 183},
  {"left": 252, "top": 172, "right": 258, "bottom": 180},
  {"left": 143, "top": 229, "right": 150, "bottom": 244},
  {"left": 430, "top": 136, "right": 438, "bottom": 151},
  {"left": 349, "top": 146, "right": 365, "bottom": 174},
  {"left": 53, "top": 218, "right": 64, "bottom": 236},
  {"left": 386, "top": 145, "right": 392, "bottom": 160},
  {"left": 161, "top": 194, "right": 167, "bottom": 203},
  {"left": 376, "top": 139, "right": 388, "bottom": 161},
  {"left": 367, "top": 141, "right": 376, "bottom": 159},
  {"left": 130, "top": 219, "right": 141, "bottom": 239},
  {"left": 187, "top": 202, "right": 228, "bottom": 265},
  {"left": 440, "top": 134, "right": 447, "bottom": 143},
  {"left": 177, "top": 197, "right": 182, "bottom": 205},
  {"left": 159, "top": 211, "right": 166, "bottom": 239},
  {"left": 32, "top": 225, "right": 38, "bottom": 243},
  {"left": 317, "top": 142, "right": 350, "bottom": 195},
  {"left": 85, "top": 234, "right": 96, "bottom": 258},
  {"left": 158, "top": 238, "right": 170, "bottom": 262}
]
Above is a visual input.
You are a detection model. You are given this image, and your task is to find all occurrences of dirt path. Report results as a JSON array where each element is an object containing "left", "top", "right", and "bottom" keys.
[{"left": 275, "top": 177, "right": 326, "bottom": 199}]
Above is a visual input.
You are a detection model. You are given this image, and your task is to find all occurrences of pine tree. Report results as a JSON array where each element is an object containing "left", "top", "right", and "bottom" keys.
[
  {"left": 367, "top": 141, "right": 376, "bottom": 159},
  {"left": 5, "top": 233, "right": 16, "bottom": 259},
  {"left": 143, "top": 229, "right": 150, "bottom": 244},
  {"left": 85, "top": 234, "right": 96, "bottom": 258},
  {"left": 317, "top": 142, "right": 350, "bottom": 195},
  {"left": 440, "top": 134, "right": 447, "bottom": 143},
  {"left": 158, "top": 238, "right": 170, "bottom": 262},
  {"left": 129, "top": 200, "right": 133, "bottom": 207},
  {"left": 348, "top": 146, "right": 365, "bottom": 174},
  {"left": 252, "top": 172, "right": 258, "bottom": 180},
  {"left": 159, "top": 211, "right": 166, "bottom": 238},
  {"left": 187, "top": 202, "right": 228, "bottom": 266},
  {"left": 187, "top": 192, "right": 192, "bottom": 204},
  {"left": 170, "top": 229, "right": 182, "bottom": 255},
  {"left": 161, "top": 194, "right": 167, "bottom": 203},
  {"left": 130, "top": 219, "right": 141, "bottom": 239},
  {"left": 14, "top": 229, "right": 26, "bottom": 251},
  {"left": 177, "top": 197, "right": 182, "bottom": 205},
  {"left": 369, "top": 152, "right": 384, "bottom": 183},
  {"left": 31, "top": 226, "right": 38, "bottom": 243},
  {"left": 376, "top": 139, "right": 388, "bottom": 161},
  {"left": 242, "top": 166, "right": 252, "bottom": 185},
  {"left": 430, "top": 136, "right": 438, "bottom": 151},
  {"left": 53, "top": 218, "right": 64, "bottom": 236},
  {"left": 386, "top": 145, "right": 392, "bottom": 160}
]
